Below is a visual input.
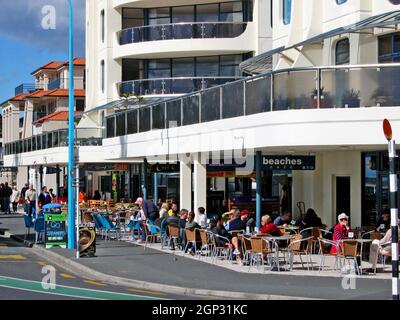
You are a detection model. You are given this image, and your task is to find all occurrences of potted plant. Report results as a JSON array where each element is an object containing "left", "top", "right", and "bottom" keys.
[
  {"left": 310, "top": 87, "right": 333, "bottom": 108},
  {"left": 342, "top": 89, "right": 360, "bottom": 108}
]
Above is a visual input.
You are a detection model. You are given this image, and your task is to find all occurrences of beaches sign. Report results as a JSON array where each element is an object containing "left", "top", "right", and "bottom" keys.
[{"left": 262, "top": 155, "right": 315, "bottom": 171}]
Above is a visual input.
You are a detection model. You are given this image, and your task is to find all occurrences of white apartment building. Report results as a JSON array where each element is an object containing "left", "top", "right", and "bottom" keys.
[{"left": 4, "top": 0, "right": 400, "bottom": 229}]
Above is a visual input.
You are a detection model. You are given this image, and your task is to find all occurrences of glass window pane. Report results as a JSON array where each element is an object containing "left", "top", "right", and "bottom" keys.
[
  {"left": 106, "top": 116, "right": 115, "bottom": 138},
  {"left": 283, "top": 0, "right": 292, "bottom": 25},
  {"left": 116, "top": 113, "right": 126, "bottom": 137},
  {"left": 182, "top": 95, "right": 199, "bottom": 126},
  {"left": 196, "top": 4, "right": 219, "bottom": 22},
  {"left": 222, "top": 81, "right": 244, "bottom": 119},
  {"left": 52, "top": 131, "right": 59, "bottom": 147},
  {"left": 127, "top": 110, "right": 138, "bottom": 134},
  {"left": 152, "top": 104, "right": 166, "bottom": 130},
  {"left": 246, "top": 76, "right": 271, "bottom": 115},
  {"left": 139, "top": 108, "right": 151, "bottom": 132},
  {"left": 47, "top": 133, "right": 52, "bottom": 149},
  {"left": 335, "top": 38, "right": 349, "bottom": 65},
  {"left": 201, "top": 87, "right": 220, "bottom": 122},
  {"left": 172, "top": 6, "right": 194, "bottom": 23},
  {"left": 172, "top": 57, "right": 195, "bottom": 77},
  {"left": 379, "top": 35, "right": 392, "bottom": 57},
  {"left": 166, "top": 100, "right": 181, "bottom": 128},
  {"left": 196, "top": 56, "right": 219, "bottom": 76}
]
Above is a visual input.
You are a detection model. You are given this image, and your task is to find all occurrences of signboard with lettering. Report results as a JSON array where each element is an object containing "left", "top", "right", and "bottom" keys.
[
  {"left": 148, "top": 163, "right": 179, "bottom": 173},
  {"left": 0, "top": 167, "right": 18, "bottom": 173},
  {"left": 262, "top": 155, "right": 315, "bottom": 171},
  {"left": 44, "top": 213, "right": 67, "bottom": 248}
]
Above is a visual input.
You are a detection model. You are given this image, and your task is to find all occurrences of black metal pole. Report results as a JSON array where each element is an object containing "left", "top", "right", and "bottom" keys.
[{"left": 388, "top": 139, "right": 399, "bottom": 300}]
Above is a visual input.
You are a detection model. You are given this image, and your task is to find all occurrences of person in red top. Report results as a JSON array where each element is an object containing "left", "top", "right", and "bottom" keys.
[
  {"left": 258, "top": 215, "right": 283, "bottom": 236},
  {"left": 330, "top": 213, "right": 351, "bottom": 255}
]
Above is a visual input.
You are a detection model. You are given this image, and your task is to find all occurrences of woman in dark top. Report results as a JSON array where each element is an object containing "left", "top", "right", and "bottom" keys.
[{"left": 93, "top": 190, "right": 102, "bottom": 200}]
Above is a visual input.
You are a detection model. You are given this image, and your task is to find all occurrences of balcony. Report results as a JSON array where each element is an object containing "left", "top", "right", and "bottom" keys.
[
  {"left": 48, "top": 77, "right": 85, "bottom": 90},
  {"left": 104, "top": 63, "right": 400, "bottom": 139},
  {"left": 118, "top": 22, "right": 248, "bottom": 45},
  {"left": 15, "top": 83, "right": 41, "bottom": 95},
  {"left": 4, "top": 128, "right": 102, "bottom": 156},
  {"left": 118, "top": 76, "right": 243, "bottom": 97}
]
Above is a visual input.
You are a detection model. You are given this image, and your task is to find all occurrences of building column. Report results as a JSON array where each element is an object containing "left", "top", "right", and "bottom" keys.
[
  {"left": 193, "top": 154, "right": 207, "bottom": 215},
  {"left": 256, "top": 151, "right": 262, "bottom": 230},
  {"left": 179, "top": 160, "right": 192, "bottom": 211}
]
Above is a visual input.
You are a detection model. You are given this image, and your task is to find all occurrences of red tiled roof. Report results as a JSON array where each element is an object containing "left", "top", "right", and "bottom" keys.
[
  {"left": 31, "top": 58, "right": 85, "bottom": 75},
  {"left": 10, "top": 93, "right": 29, "bottom": 101},
  {"left": 26, "top": 89, "right": 85, "bottom": 98},
  {"left": 33, "top": 111, "right": 82, "bottom": 124}
]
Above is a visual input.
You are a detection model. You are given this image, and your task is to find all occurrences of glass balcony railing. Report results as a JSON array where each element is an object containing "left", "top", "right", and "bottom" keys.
[
  {"left": 104, "top": 63, "right": 400, "bottom": 139},
  {"left": 15, "top": 83, "right": 41, "bottom": 95},
  {"left": 118, "top": 76, "right": 243, "bottom": 96},
  {"left": 4, "top": 128, "right": 103, "bottom": 156},
  {"left": 118, "top": 22, "right": 248, "bottom": 45}
]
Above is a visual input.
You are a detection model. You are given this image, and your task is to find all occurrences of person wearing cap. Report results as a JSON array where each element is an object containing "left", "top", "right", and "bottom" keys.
[
  {"left": 367, "top": 219, "right": 400, "bottom": 273},
  {"left": 330, "top": 213, "right": 351, "bottom": 255},
  {"left": 228, "top": 208, "right": 247, "bottom": 231}
]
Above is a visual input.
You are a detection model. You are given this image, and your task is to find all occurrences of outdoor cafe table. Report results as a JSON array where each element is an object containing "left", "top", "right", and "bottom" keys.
[{"left": 263, "top": 235, "right": 294, "bottom": 272}]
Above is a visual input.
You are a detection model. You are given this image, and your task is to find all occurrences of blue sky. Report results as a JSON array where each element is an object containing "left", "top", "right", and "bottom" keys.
[{"left": 0, "top": 0, "right": 85, "bottom": 105}]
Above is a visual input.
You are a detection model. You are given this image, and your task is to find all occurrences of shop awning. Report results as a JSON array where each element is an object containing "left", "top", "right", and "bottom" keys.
[{"left": 240, "top": 10, "right": 400, "bottom": 75}]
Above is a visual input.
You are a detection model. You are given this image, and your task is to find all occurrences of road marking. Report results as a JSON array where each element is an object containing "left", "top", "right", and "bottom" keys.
[
  {"left": 0, "top": 275, "right": 167, "bottom": 300},
  {"left": 60, "top": 273, "right": 77, "bottom": 279},
  {"left": 83, "top": 280, "right": 107, "bottom": 286},
  {"left": 128, "top": 288, "right": 166, "bottom": 295},
  {"left": 0, "top": 255, "right": 26, "bottom": 260}
]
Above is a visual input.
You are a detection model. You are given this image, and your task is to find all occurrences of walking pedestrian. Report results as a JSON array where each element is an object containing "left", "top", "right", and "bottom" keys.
[
  {"left": 3, "top": 182, "right": 12, "bottom": 214},
  {"left": 0, "top": 183, "right": 4, "bottom": 213},
  {"left": 20, "top": 183, "right": 29, "bottom": 214},
  {"left": 25, "top": 184, "right": 37, "bottom": 218},
  {"left": 10, "top": 186, "right": 20, "bottom": 214},
  {"left": 39, "top": 186, "right": 52, "bottom": 207}
]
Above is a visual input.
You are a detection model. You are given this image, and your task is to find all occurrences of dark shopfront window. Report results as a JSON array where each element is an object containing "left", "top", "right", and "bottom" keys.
[
  {"left": 362, "top": 151, "right": 400, "bottom": 228},
  {"left": 121, "top": 1, "right": 252, "bottom": 29}
]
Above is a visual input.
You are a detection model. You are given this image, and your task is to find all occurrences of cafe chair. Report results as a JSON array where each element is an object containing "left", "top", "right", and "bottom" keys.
[
  {"left": 341, "top": 240, "right": 362, "bottom": 275},
  {"left": 378, "top": 240, "right": 400, "bottom": 272},
  {"left": 198, "top": 229, "right": 212, "bottom": 258},
  {"left": 208, "top": 232, "right": 232, "bottom": 264},
  {"left": 287, "top": 236, "right": 314, "bottom": 271},
  {"left": 184, "top": 228, "right": 199, "bottom": 256},
  {"left": 34, "top": 216, "right": 45, "bottom": 244},
  {"left": 317, "top": 237, "right": 342, "bottom": 272},
  {"left": 249, "top": 237, "right": 274, "bottom": 272},
  {"left": 143, "top": 223, "right": 161, "bottom": 250},
  {"left": 362, "top": 230, "right": 382, "bottom": 240},
  {"left": 97, "top": 214, "right": 121, "bottom": 241},
  {"left": 167, "top": 225, "right": 181, "bottom": 253},
  {"left": 239, "top": 235, "right": 253, "bottom": 267},
  {"left": 23, "top": 214, "right": 34, "bottom": 240}
]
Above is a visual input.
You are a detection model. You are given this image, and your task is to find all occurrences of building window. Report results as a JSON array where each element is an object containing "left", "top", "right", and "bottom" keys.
[
  {"left": 336, "top": 0, "right": 348, "bottom": 4},
  {"left": 76, "top": 99, "right": 85, "bottom": 112},
  {"left": 335, "top": 38, "right": 350, "bottom": 65},
  {"left": 101, "top": 60, "right": 105, "bottom": 93},
  {"left": 122, "top": 8, "right": 144, "bottom": 29},
  {"left": 101, "top": 10, "right": 105, "bottom": 43},
  {"left": 378, "top": 32, "right": 400, "bottom": 63},
  {"left": 283, "top": 0, "right": 292, "bottom": 25}
]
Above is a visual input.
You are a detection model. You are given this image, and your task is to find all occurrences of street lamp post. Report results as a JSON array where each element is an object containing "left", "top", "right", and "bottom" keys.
[{"left": 67, "top": 0, "right": 76, "bottom": 249}]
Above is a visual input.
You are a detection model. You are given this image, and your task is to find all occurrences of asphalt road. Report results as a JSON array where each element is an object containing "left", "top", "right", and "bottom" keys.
[{"left": 0, "top": 236, "right": 204, "bottom": 300}]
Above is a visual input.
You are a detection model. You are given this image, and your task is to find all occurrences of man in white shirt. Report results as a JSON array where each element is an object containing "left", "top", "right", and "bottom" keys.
[{"left": 195, "top": 206, "right": 207, "bottom": 228}]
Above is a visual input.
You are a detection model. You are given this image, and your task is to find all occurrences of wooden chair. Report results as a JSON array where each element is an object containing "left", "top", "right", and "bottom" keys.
[
  {"left": 198, "top": 229, "right": 212, "bottom": 258},
  {"left": 341, "top": 240, "right": 361, "bottom": 274},
  {"left": 167, "top": 225, "right": 181, "bottom": 252},
  {"left": 184, "top": 228, "right": 198, "bottom": 255}
]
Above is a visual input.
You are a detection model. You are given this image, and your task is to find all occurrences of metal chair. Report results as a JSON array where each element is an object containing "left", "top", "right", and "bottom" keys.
[
  {"left": 198, "top": 229, "right": 212, "bottom": 258},
  {"left": 249, "top": 237, "right": 274, "bottom": 272},
  {"left": 34, "top": 216, "right": 45, "bottom": 244},
  {"left": 341, "top": 240, "right": 362, "bottom": 275},
  {"left": 239, "top": 234, "right": 253, "bottom": 267},
  {"left": 208, "top": 232, "right": 232, "bottom": 264},
  {"left": 317, "top": 237, "right": 342, "bottom": 272},
  {"left": 167, "top": 225, "right": 181, "bottom": 252},
  {"left": 23, "top": 214, "right": 34, "bottom": 240},
  {"left": 143, "top": 223, "right": 161, "bottom": 250},
  {"left": 287, "top": 235, "right": 314, "bottom": 271},
  {"left": 184, "top": 228, "right": 198, "bottom": 255}
]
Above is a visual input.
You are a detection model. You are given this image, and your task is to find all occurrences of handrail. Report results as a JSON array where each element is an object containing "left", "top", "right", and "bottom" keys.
[
  {"left": 118, "top": 21, "right": 248, "bottom": 45},
  {"left": 103, "top": 63, "right": 400, "bottom": 139}
]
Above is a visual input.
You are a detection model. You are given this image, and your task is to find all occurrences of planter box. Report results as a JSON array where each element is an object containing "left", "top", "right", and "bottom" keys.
[{"left": 342, "top": 98, "right": 360, "bottom": 108}]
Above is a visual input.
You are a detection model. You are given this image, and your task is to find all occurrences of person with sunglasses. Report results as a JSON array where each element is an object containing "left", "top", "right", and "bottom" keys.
[{"left": 330, "top": 213, "right": 352, "bottom": 255}]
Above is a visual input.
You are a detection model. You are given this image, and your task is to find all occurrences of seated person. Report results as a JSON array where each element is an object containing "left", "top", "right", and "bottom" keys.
[
  {"left": 273, "top": 210, "right": 292, "bottom": 227},
  {"left": 299, "top": 208, "right": 323, "bottom": 237},
  {"left": 368, "top": 219, "right": 400, "bottom": 273},
  {"left": 185, "top": 211, "right": 202, "bottom": 255},
  {"left": 228, "top": 208, "right": 247, "bottom": 232},
  {"left": 210, "top": 216, "right": 240, "bottom": 256},
  {"left": 375, "top": 209, "right": 390, "bottom": 232},
  {"left": 258, "top": 215, "right": 283, "bottom": 237},
  {"left": 330, "top": 213, "right": 352, "bottom": 255}
]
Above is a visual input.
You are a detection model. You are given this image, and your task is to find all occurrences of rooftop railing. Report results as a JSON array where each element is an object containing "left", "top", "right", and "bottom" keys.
[
  {"left": 118, "top": 21, "right": 248, "bottom": 45},
  {"left": 104, "top": 63, "right": 400, "bottom": 139},
  {"left": 14, "top": 83, "right": 41, "bottom": 95},
  {"left": 4, "top": 128, "right": 102, "bottom": 156},
  {"left": 118, "top": 76, "right": 243, "bottom": 96}
]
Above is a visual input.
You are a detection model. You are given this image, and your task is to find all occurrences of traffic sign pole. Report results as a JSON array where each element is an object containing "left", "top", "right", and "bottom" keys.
[
  {"left": 75, "top": 165, "right": 80, "bottom": 259},
  {"left": 383, "top": 119, "right": 399, "bottom": 300}
]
